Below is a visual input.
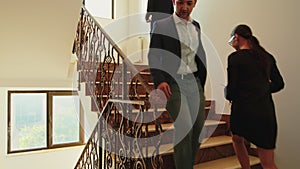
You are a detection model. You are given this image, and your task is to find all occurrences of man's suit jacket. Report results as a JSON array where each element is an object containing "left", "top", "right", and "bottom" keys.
[{"left": 148, "top": 16, "right": 207, "bottom": 89}]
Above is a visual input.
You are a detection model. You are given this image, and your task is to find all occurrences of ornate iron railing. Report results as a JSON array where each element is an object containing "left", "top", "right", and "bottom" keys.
[
  {"left": 74, "top": 99, "right": 145, "bottom": 169},
  {"left": 72, "top": 6, "right": 151, "bottom": 111},
  {"left": 72, "top": 5, "right": 164, "bottom": 169}
]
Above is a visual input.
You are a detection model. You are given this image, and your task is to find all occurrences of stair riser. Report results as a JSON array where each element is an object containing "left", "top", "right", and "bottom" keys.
[
  {"left": 91, "top": 100, "right": 213, "bottom": 119},
  {"left": 252, "top": 164, "right": 263, "bottom": 169},
  {"left": 160, "top": 144, "right": 235, "bottom": 169},
  {"left": 135, "top": 124, "right": 229, "bottom": 147},
  {"left": 195, "top": 144, "right": 235, "bottom": 163},
  {"left": 202, "top": 124, "right": 229, "bottom": 138}
]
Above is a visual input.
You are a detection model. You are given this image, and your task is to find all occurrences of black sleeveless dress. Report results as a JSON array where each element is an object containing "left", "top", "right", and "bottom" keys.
[{"left": 226, "top": 49, "right": 284, "bottom": 149}]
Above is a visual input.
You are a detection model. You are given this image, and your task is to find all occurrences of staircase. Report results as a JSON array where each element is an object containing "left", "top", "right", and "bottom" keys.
[
  {"left": 72, "top": 5, "right": 262, "bottom": 169},
  {"left": 113, "top": 66, "right": 263, "bottom": 169}
]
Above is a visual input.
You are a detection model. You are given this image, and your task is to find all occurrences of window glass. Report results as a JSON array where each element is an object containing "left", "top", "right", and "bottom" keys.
[
  {"left": 10, "top": 93, "right": 47, "bottom": 151},
  {"left": 52, "top": 95, "right": 80, "bottom": 144}
]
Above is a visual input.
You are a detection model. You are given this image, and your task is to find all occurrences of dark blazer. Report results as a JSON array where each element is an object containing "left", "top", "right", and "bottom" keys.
[
  {"left": 146, "top": 0, "right": 174, "bottom": 22},
  {"left": 148, "top": 16, "right": 207, "bottom": 89},
  {"left": 226, "top": 49, "right": 284, "bottom": 102}
]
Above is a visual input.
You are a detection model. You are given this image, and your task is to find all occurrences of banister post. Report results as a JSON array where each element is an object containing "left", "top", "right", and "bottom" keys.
[{"left": 122, "top": 63, "right": 128, "bottom": 100}]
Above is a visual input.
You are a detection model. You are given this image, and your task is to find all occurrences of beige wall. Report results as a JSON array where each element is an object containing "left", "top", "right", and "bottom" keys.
[
  {"left": 0, "top": 0, "right": 84, "bottom": 168},
  {"left": 0, "top": 0, "right": 82, "bottom": 87},
  {"left": 193, "top": 1, "right": 299, "bottom": 168}
]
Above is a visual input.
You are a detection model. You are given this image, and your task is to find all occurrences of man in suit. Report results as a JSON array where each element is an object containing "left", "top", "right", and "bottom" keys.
[
  {"left": 147, "top": 0, "right": 207, "bottom": 169},
  {"left": 145, "top": 0, "right": 174, "bottom": 32}
]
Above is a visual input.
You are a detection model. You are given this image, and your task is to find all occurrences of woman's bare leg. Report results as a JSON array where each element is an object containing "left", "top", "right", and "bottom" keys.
[
  {"left": 232, "top": 135, "right": 251, "bottom": 169},
  {"left": 257, "top": 147, "right": 278, "bottom": 169}
]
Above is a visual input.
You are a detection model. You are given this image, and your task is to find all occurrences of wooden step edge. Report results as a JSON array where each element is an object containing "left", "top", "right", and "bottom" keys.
[
  {"left": 200, "top": 135, "right": 232, "bottom": 149},
  {"left": 204, "top": 119, "right": 227, "bottom": 126},
  {"left": 94, "top": 81, "right": 154, "bottom": 85},
  {"left": 139, "top": 135, "right": 233, "bottom": 157},
  {"left": 142, "top": 123, "right": 174, "bottom": 132},
  {"left": 144, "top": 106, "right": 212, "bottom": 112},
  {"left": 194, "top": 155, "right": 260, "bottom": 169},
  {"left": 142, "top": 119, "right": 227, "bottom": 133},
  {"left": 97, "top": 106, "right": 211, "bottom": 115},
  {"left": 107, "top": 106, "right": 212, "bottom": 114}
]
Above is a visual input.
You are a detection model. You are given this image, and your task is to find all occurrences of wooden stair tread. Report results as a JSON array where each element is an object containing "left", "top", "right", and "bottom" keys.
[
  {"left": 142, "top": 123, "right": 174, "bottom": 132},
  {"left": 142, "top": 119, "right": 227, "bottom": 132},
  {"left": 200, "top": 135, "right": 232, "bottom": 149},
  {"left": 140, "top": 135, "right": 233, "bottom": 156},
  {"left": 205, "top": 120, "right": 227, "bottom": 126},
  {"left": 194, "top": 155, "right": 260, "bottom": 169},
  {"left": 113, "top": 106, "right": 212, "bottom": 113}
]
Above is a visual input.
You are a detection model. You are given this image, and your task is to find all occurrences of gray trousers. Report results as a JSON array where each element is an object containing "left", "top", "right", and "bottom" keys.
[{"left": 166, "top": 78, "right": 205, "bottom": 169}]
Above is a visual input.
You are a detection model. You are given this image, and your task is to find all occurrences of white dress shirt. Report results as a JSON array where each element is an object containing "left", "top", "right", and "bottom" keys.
[{"left": 173, "top": 13, "right": 199, "bottom": 75}]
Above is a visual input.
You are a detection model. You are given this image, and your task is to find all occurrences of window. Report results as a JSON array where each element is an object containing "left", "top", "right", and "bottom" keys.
[
  {"left": 8, "top": 91, "right": 84, "bottom": 153},
  {"left": 85, "top": 0, "right": 114, "bottom": 19}
]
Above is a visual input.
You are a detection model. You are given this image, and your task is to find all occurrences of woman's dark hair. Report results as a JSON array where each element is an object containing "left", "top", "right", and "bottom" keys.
[
  {"left": 232, "top": 24, "right": 253, "bottom": 39},
  {"left": 232, "top": 24, "right": 271, "bottom": 79}
]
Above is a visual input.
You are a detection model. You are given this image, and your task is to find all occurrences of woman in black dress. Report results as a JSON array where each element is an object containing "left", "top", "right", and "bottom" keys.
[{"left": 226, "top": 24, "right": 284, "bottom": 169}]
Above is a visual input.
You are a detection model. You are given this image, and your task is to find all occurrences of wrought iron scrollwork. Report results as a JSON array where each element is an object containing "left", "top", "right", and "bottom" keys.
[{"left": 73, "top": 5, "right": 164, "bottom": 169}]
